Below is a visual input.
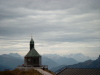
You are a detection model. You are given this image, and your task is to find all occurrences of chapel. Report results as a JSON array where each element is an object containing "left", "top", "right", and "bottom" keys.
[{"left": 24, "top": 38, "right": 41, "bottom": 67}]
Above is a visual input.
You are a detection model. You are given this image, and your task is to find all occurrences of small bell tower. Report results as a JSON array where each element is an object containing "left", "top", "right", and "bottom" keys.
[{"left": 30, "top": 36, "right": 34, "bottom": 50}]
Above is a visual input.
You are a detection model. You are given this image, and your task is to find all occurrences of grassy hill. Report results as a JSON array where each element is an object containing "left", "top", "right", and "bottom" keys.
[
  {"left": 0, "top": 68, "right": 55, "bottom": 75},
  {"left": 0, "top": 69, "right": 42, "bottom": 75}
]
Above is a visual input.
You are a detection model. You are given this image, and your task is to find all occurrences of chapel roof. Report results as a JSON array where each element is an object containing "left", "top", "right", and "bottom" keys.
[{"left": 25, "top": 48, "right": 41, "bottom": 57}]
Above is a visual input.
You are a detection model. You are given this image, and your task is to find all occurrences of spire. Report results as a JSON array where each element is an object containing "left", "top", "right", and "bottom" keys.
[
  {"left": 30, "top": 35, "right": 34, "bottom": 50},
  {"left": 30, "top": 38, "right": 34, "bottom": 42},
  {"left": 30, "top": 35, "right": 34, "bottom": 43}
]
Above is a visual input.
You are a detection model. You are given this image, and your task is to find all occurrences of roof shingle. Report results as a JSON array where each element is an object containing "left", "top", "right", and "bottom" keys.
[{"left": 25, "top": 48, "right": 41, "bottom": 57}]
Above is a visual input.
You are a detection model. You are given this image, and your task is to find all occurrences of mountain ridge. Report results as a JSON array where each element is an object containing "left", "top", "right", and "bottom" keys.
[
  {"left": 43, "top": 54, "right": 78, "bottom": 65},
  {"left": 51, "top": 55, "right": 100, "bottom": 73}
]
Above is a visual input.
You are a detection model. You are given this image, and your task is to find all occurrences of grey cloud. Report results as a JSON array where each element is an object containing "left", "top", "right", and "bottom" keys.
[
  {"left": 0, "top": 0, "right": 100, "bottom": 56},
  {"left": 0, "top": 0, "right": 100, "bottom": 19},
  {"left": 0, "top": 17, "right": 99, "bottom": 43},
  {"left": 41, "top": 32, "right": 100, "bottom": 43}
]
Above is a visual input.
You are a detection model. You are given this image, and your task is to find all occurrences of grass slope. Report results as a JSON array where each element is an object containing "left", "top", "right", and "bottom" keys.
[{"left": 0, "top": 69, "right": 42, "bottom": 75}]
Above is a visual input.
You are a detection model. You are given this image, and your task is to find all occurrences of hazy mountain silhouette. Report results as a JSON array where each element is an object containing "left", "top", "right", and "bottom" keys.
[
  {"left": 1, "top": 53, "right": 99, "bottom": 72},
  {"left": 51, "top": 55, "right": 100, "bottom": 73},
  {"left": 43, "top": 54, "right": 78, "bottom": 65},
  {"left": 42, "top": 56, "right": 59, "bottom": 69},
  {"left": 0, "top": 54, "right": 23, "bottom": 71},
  {"left": 0, "top": 53, "right": 78, "bottom": 70},
  {"left": 0, "top": 53, "right": 59, "bottom": 70},
  {"left": 66, "top": 55, "right": 100, "bottom": 68},
  {"left": 64, "top": 53, "right": 95, "bottom": 62},
  {"left": 8, "top": 53, "right": 23, "bottom": 59},
  {"left": 50, "top": 65, "right": 66, "bottom": 73}
]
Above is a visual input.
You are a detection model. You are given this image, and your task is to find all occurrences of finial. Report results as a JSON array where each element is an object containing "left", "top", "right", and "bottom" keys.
[
  {"left": 31, "top": 35, "right": 32, "bottom": 39},
  {"left": 31, "top": 34, "right": 33, "bottom": 39},
  {"left": 30, "top": 34, "right": 34, "bottom": 42}
]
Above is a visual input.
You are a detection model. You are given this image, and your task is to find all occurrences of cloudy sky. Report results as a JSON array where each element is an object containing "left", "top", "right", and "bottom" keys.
[{"left": 0, "top": 0, "right": 100, "bottom": 57}]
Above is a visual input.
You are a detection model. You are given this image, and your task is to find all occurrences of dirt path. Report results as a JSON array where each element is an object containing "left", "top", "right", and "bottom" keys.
[{"left": 35, "top": 68, "right": 53, "bottom": 75}]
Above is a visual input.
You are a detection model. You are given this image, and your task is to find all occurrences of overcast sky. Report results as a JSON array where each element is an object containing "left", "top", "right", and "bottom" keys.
[{"left": 0, "top": 0, "right": 100, "bottom": 57}]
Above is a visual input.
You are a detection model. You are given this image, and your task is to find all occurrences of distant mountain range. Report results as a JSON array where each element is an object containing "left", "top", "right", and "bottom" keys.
[
  {"left": 67, "top": 55, "right": 100, "bottom": 69},
  {"left": 0, "top": 53, "right": 79, "bottom": 71},
  {"left": 0, "top": 53, "right": 98, "bottom": 72},
  {"left": 0, "top": 54, "right": 23, "bottom": 71},
  {"left": 8, "top": 53, "right": 23, "bottom": 59},
  {"left": 64, "top": 53, "right": 96, "bottom": 62},
  {"left": 43, "top": 54, "right": 78, "bottom": 65},
  {"left": 51, "top": 55, "right": 100, "bottom": 73},
  {"left": 42, "top": 56, "right": 59, "bottom": 69}
]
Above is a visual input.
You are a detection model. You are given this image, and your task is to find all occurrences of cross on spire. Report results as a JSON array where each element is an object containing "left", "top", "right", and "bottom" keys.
[
  {"left": 30, "top": 34, "right": 34, "bottom": 50},
  {"left": 31, "top": 34, "right": 33, "bottom": 39}
]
